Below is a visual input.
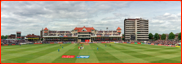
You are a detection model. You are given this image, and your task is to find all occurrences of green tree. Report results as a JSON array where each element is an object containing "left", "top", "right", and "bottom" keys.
[
  {"left": 154, "top": 33, "right": 160, "bottom": 40},
  {"left": 1, "top": 35, "right": 4, "bottom": 39},
  {"left": 161, "top": 34, "right": 166, "bottom": 40},
  {"left": 4, "top": 35, "right": 8, "bottom": 39},
  {"left": 178, "top": 32, "right": 181, "bottom": 40},
  {"left": 41, "top": 38, "right": 43, "bottom": 41},
  {"left": 122, "top": 34, "right": 125, "bottom": 40},
  {"left": 168, "top": 32, "right": 175, "bottom": 39},
  {"left": 149, "top": 33, "right": 153, "bottom": 39}
]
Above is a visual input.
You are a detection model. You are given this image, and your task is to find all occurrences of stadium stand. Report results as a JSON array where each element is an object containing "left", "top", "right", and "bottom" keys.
[
  {"left": 151, "top": 40, "right": 179, "bottom": 45},
  {"left": 1, "top": 39, "right": 32, "bottom": 45}
]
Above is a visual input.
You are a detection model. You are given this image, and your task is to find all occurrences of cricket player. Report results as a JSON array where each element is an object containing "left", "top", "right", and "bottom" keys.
[
  {"left": 82, "top": 46, "right": 84, "bottom": 49},
  {"left": 78, "top": 46, "right": 80, "bottom": 49},
  {"left": 97, "top": 47, "right": 98, "bottom": 50},
  {"left": 62, "top": 46, "right": 63, "bottom": 48},
  {"left": 81, "top": 45, "right": 84, "bottom": 49},
  {"left": 80, "top": 46, "right": 81, "bottom": 49},
  {"left": 58, "top": 49, "right": 60, "bottom": 52}
]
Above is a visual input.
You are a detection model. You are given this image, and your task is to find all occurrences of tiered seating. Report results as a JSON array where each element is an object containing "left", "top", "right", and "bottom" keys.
[
  {"left": 58, "top": 34, "right": 64, "bottom": 36},
  {"left": 93, "top": 41, "right": 122, "bottom": 43},
  {"left": 98, "top": 31, "right": 103, "bottom": 33},
  {"left": 96, "top": 34, "right": 102, "bottom": 35},
  {"left": 113, "top": 34, "right": 120, "bottom": 36},
  {"left": 151, "top": 40, "right": 179, "bottom": 45},
  {"left": 73, "top": 33, "right": 77, "bottom": 36},
  {"left": 66, "top": 31, "right": 71, "bottom": 33},
  {"left": 57, "top": 31, "right": 65, "bottom": 33},
  {"left": 44, "top": 34, "right": 48, "bottom": 36},
  {"left": 66, "top": 34, "right": 72, "bottom": 37},
  {"left": 49, "top": 31, "right": 57, "bottom": 33},
  {"left": 42, "top": 41, "right": 77, "bottom": 44},
  {"left": 1, "top": 39, "right": 31, "bottom": 45},
  {"left": 49, "top": 34, "right": 56, "bottom": 36}
]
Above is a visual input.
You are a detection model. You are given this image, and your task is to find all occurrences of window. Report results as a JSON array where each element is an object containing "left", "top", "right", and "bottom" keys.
[{"left": 82, "top": 28, "right": 87, "bottom": 31}]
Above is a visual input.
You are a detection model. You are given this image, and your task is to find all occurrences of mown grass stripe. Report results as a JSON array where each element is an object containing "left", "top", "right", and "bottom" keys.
[
  {"left": 90, "top": 44, "right": 123, "bottom": 63},
  {"left": 107, "top": 43, "right": 181, "bottom": 63},
  {"left": 1, "top": 44, "right": 62, "bottom": 61},
  {"left": 117, "top": 43, "right": 181, "bottom": 57},
  {"left": 97, "top": 43, "right": 149, "bottom": 63},
  {"left": 117, "top": 43, "right": 179, "bottom": 52},
  {"left": 1, "top": 43, "right": 181, "bottom": 63},
  {"left": 116, "top": 43, "right": 181, "bottom": 56},
  {"left": 52, "top": 44, "right": 80, "bottom": 63},
  {"left": 75, "top": 44, "right": 99, "bottom": 63},
  {"left": 26, "top": 44, "right": 76, "bottom": 63},
  {"left": 1, "top": 44, "right": 54, "bottom": 55},
  {"left": 1, "top": 44, "right": 70, "bottom": 63},
  {"left": 121, "top": 43, "right": 178, "bottom": 49},
  {"left": 1, "top": 44, "right": 45, "bottom": 50}
]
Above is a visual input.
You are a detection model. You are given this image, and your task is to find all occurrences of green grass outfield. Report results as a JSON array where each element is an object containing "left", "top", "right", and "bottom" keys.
[{"left": 1, "top": 43, "right": 181, "bottom": 63}]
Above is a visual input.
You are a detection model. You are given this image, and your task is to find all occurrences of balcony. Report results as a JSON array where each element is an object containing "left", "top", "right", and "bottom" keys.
[
  {"left": 126, "top": 28, "right": 135, "bottom": 29},
  {"left": 137, "top": 36, "right": 148, "bottom": 37},
  {"left": 137, "top": 30, "right": 148, "bottom": 31},
  {"left": 137, "top": 38, "right": 149, "bottom": 39},
  {"left": 137, "top": 34, "right": 148, "bottom": 35}
]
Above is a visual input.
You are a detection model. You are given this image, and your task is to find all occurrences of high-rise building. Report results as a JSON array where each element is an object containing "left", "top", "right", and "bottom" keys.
[{"left": 124, "top": 18, "right": 149, "bottom": 41}]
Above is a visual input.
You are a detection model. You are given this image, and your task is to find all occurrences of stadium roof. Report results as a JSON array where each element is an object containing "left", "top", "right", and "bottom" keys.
[
  {"left": 44, "top": 27, "right": 48, "bottom": 30},
  {"left": 117, "top": 27, "right": 121, "bottom": 30},
  {"left": 26, "top": 34, "right": 40, "bottom": 38},
  {"left": 74, "top": 26, "right": 95, "bottom": 32}
]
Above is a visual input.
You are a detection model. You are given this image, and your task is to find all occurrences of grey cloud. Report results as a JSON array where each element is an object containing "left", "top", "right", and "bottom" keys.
[
  {"left": 102, "top": 17, "right": 119, "bottom": 20},
  {"left": 113, "top": 13, "right": 129, "bottom": 17},
  {"left": 2, "top": 1, "right": 130, "bottom": 20},
  {"left": 1, "top": 1, "right": 180, "bottom": 35}
]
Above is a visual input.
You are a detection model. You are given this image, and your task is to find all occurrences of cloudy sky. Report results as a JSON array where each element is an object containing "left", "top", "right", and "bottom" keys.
[{"left": 1, "top": 1, "right": 181, "bottom": 36}]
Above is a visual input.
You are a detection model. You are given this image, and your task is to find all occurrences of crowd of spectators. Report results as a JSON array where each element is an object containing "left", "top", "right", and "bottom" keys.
[
  {"left": 151, "top": 40, "right": 179, "bottom": 45},
  {"left": 42, "top": 41, "right": 77, "bottom": 44},
  {"left": 57, "top": 31, "right": 65, "bottom": 33},
  {"left": 49, "top": 31, "right": 57, "bottom": 33},
  {"left": 1, "top": 39, "right": 31, "bottom": 45},
  {"left": 49, "top": 34, "right": 56, "bottom": 36},
  {"left": 93, "top": 41, "right": 122, "bottom": 43}
]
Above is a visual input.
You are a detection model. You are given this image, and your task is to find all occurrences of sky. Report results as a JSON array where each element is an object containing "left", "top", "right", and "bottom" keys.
[{"left": 1, "top": 1, "right": 181, "bottom": 36}]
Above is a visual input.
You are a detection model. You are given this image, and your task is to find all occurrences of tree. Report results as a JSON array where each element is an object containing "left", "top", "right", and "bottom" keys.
[
  {"left": 178, "top": 32, "right": 181, "bottom": 40},
  {"left": 2, "top": 35, "right": 8, "bottom": 39},
  {"left": 41, "top": 38, "right": 43, "bottom": 41},
  {"left": 149, "top": 33, "right": 153, "bottom": 39},
  {"left": 168, "top": 32, "right": 175, "bottom": 39},
  {"left": 122, "top": 34, "right": 125, "bottom": 40},
  {"left": 154, "top": 33, "right": 160, "bottom": 40},
  {"left": 1, "top": 35, "right": 4, "bottom": 39},
  {"left": 161, "top": 34, "right": 166, "bottom": 40}
]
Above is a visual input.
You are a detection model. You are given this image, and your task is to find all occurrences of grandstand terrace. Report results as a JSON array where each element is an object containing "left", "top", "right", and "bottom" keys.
[
  {"left": 41, "top": 26, "right": 122, "bottom": 42},
  {"left": 25, "top": 34, "right": 40, "bottom": 42}
]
